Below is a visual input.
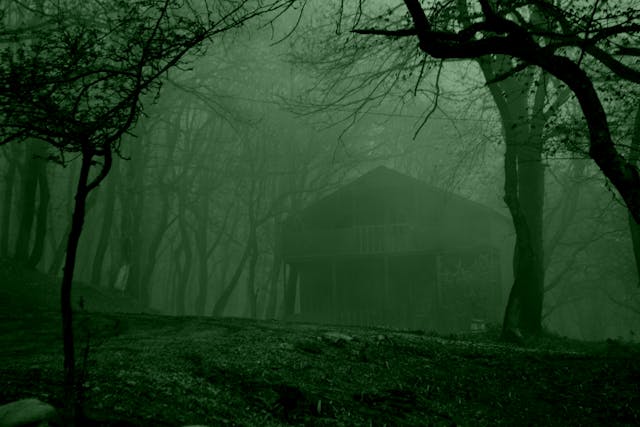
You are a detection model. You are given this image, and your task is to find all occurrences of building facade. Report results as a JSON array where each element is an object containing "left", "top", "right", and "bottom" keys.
[{"left": 282, "top": 166, "right": 513, "bottom": 332}]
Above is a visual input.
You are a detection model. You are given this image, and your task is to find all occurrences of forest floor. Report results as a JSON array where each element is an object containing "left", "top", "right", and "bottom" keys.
[{"left": 1, "top": 259, "right": 639, "bottom": 426}]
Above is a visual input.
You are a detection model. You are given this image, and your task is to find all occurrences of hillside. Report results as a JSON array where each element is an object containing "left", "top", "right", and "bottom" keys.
[
  {"left": 1, "top": 260, "right": 639, "bottom": 426},
  {"left": 0, "top": 257, "right": 155, "bottom": 315}
]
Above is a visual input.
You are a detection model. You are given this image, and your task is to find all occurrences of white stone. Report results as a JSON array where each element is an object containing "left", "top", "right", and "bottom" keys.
[{"left": 0, "top": 398, "right": 57, "bottom": 427}]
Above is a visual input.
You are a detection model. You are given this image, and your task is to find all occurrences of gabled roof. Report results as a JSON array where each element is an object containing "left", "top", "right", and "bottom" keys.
[{"left": 298, "top": 166, "right": 509, "bottom": 226}]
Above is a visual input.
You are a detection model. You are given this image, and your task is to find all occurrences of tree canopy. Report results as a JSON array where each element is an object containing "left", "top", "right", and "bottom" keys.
[{"left": 347, "top": 0, "right": 640, "bottom": 225}]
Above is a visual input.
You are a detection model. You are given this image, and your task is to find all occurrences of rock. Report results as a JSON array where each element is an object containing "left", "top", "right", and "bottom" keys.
[
  {"left": 321, "top": 332, "right": 354, "bottom": 346},
  {"left": 0, "top": 398, "right": 58, "bottom": 427}
]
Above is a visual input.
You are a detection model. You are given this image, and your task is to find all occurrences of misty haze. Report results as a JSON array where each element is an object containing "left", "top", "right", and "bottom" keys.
[{"left": 1, "top": 1, "right": 639, "bottom": 426}]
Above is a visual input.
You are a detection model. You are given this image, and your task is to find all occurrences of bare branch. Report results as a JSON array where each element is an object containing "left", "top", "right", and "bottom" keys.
[
  {"left": 586, "top": 45, "right": 640, "bottom": 84},
  {"left": 352, "top": 27, "right": 417, "bottom": 37},
  {"left": 413, "top": 59, "right": 442, "bottom": 139}
]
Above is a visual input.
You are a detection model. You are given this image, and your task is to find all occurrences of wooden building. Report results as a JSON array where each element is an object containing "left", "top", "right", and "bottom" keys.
[{"left": 282, "top": 166, "right": 513, "bottom": 332}]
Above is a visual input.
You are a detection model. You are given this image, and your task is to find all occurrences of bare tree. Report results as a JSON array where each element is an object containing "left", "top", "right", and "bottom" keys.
[
  {"left": 320, "top": 0, "right": 640, "bottom": 339},
  {"left": 0, "top": 0, "right": 295, "bottom": 424},
  {"left": 353, "top": 0, "right": 640, "bottom": 233}
]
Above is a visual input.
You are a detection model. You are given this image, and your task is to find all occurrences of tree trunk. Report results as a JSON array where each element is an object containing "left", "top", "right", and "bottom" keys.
[
  {"left": 264, "top": 253, "right": 282, "bottom": 318},
  {"left": 119, "top": 141, "right": 145, "bottom": 302},
  {"left": 194, "top": 204, "right": 234, "bottom": 316},
  {"left": 0, "top": 146, "right": 18, "bottom": 257},
  {"left": 15, "top": 143, "right": 40, "bottom": 263},
  {"left": 26, "top": 162, "right": 50, "bottom": 268},
  {"left": 516, "top": 143, "right": 545, "bottom": 334},
  {"left": 58, "top": 142, "right": 113, "bottom": 426},
  {"left": 166, "top": 240, "right": 179, "bottom": 314},
  {"left": 141, "top": 191, "right": 172, "bottom": 300},
  {"left": 90, "top": 159, "right": 118, "bottom": 286},
  {"left": 60, "top": 151, "right": 93, "bottom": 426},
  {"left": 245, "top": 228, "right": 259, "bottom": 318},
  {"left": 501, "top": 131, "right": 529, "bottom": 341},
  {"left": 212, "top": 232, "right": 254, "bottom": 317},
  {"left": 141, "top": 121, "right": 180, "bottom": 299},
  {"left": 175, "top": 195, "right": 192, "bottom": 316},
  {"left": 478, "top": 59, "right": 546, "bottom": 338},
  {"left": 194, "top": 176, "right": 210, "bottom": 316},
  {"left": 118, "top": 184, "right": 135, "bottom": 295},
  {"left": 48, "top": 196, "right": 98, "bottom": 277},
  {"left": 281, "top": 263, "right": 298, "bottom": 319},
  {"left": 629, "top": 216, "right": 640, "bottom": 288},
  {"left": 264, "top": 220, "right": 283, "bottom": 319},
  {"left": 48, "top": 160, "right": 79, "bottom": 275},
  {"left": 500, "top": 120, "right": 545, "bottom": 338},
  {"left": 208, "top": 213, "right": 239, "bottom": 315},
  {"left": 628, "top": 103, "right": 640, "bottom": 287}
]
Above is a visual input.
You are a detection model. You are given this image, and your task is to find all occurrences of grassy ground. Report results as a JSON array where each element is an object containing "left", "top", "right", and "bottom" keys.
[{"left": 1, "top": 259, "right": 639, "bottom": 426}]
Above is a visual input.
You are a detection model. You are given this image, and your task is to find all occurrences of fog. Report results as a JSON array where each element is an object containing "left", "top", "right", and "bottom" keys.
[{"left": 2, "top": 3, "right": 639, "bottom": 342}]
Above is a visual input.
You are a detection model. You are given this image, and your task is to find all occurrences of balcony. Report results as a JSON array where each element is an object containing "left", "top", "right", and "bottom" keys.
[{"left": 283, "top": 223, "right": 442, "bottom": 259}]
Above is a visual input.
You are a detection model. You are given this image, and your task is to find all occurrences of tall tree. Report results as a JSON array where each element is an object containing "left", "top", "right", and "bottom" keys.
[
  {"left": 0, "top": 1, "right": 295, "bottom": 423},
  {"left": 331, "top": 0, "right": 640, "bottom": 338},
  {"left": 353, "top": 0, "right": 640, "bottom": 233},
  {"left": 449, "top": 2, "right": 569, "bottom": 338}
]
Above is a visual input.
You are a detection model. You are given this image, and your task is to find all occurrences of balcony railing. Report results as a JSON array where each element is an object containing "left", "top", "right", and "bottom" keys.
[{"left": 283, "top": 223, "right": 439, "bottom": 259}]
